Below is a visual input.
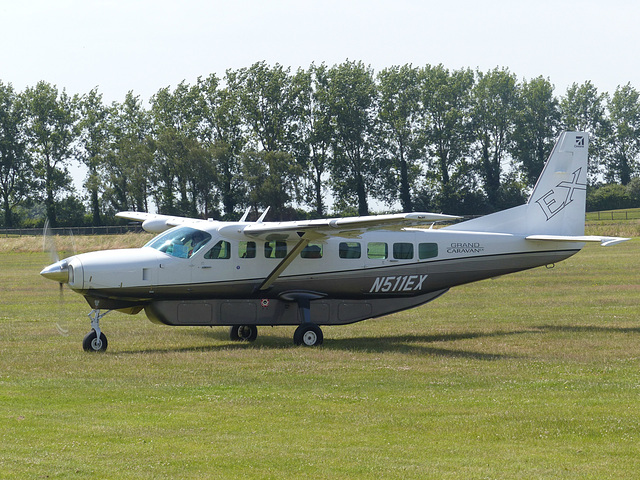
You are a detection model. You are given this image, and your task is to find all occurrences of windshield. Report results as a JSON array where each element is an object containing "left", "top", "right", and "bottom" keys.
[{"left": 145, "top": 227, "right": 212, "bottom": 259}]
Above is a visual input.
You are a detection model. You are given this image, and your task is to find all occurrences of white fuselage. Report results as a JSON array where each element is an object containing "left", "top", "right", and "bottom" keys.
[{"left": 64, "top": 227, "right": 581, "bottom": 310}]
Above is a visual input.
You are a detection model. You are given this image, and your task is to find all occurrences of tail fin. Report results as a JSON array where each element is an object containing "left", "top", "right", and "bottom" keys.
[{"left": 443, "top": 131, "right": 588, "bottom": 236}]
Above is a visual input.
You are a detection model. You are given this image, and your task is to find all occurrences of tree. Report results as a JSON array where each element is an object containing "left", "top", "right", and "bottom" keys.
[
  {"left": 22, "top": 81, "right": 78, "bottom": 227},
  {"left": 0, "top": 82, "right": 32, "bottom": 227},
  {"left": 586, "top": 183, "right": 632, "bottom": 211},
  {"left": 560, "top": 81, "right": 608, "bottom": 182},
  {"left": 471, "top": 68, "right": 519, "bottom": 208},
  {"left": 626, "top": 177, "right": 640, "bottom": 206},
  {"left": 105, "top": 92, "right": 153, "bottom": 213},
  {"left": 377, "top": 64, "right": 422, "bottom": 212},
  {"left": 293, "top": 64, "right": 333, "bottom": 217},
  {"left": 603, "top": 83, "right": 640, "bottom": 185},
  {"left": 78, "top": 88, "right": 109, "bottom": 225},
  {"left": 510, "top": 76, "right": 560, "bottom": 188},
  {"left": 418, "top": 65, "right": 475, "bottom": 212},
  {"left": 150, "top": 81, "right": 207, "bottom": 216},
  {"left": 226, "top": 63, "right": 308, "bottom": 217},
  {"left": 226, "top": 62, "right": 297, "bottom": 153},
  {"left": 198, "top": 74, "right": 247, "bottom": 218},
  {"left": 326, "top": 61, "right": 379, "bottom": 215},
  {"left": 242, "top": 150, "right": 302, "bottom": 220}
]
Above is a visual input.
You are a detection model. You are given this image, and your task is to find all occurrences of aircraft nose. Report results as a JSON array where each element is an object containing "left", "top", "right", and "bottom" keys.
[{"left": 40, "top": 259, "right": 69, "bottom": 283}]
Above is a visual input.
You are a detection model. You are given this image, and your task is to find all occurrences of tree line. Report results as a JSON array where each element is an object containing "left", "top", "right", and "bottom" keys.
[{"left": 1, "top": 61, "right": 640, "bottom": 228}]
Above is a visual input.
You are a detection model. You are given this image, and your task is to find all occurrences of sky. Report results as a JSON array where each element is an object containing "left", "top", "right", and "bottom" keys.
[
  {"left": 2, "top": 0, "right": 639, "bottom": 201},
  {"left": 2, "top": 0, "right": 639, "bottom": 104}
]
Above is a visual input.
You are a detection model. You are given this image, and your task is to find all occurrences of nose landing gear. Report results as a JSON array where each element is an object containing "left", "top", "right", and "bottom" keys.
[{"left": 83, "top": 309, "right": 111, "bottom": 352}]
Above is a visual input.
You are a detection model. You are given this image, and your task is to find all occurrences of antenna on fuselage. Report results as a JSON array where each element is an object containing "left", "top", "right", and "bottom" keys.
[
  {"left": 256, "top": 207, "right": 270, "bottom": 223},
  {"left": 239, "top": 207, "right": 251, "bottom": 222}
]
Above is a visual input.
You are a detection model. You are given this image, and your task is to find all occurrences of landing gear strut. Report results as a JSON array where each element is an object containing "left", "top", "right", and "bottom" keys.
[
  {"left": 83, "top": 309, "right": 111, "bottom": 352},
  {"left": 292, "top": 295, "right": 323, "bottom": 347}
]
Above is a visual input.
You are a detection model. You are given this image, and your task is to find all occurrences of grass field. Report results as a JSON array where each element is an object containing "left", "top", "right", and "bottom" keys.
[{"left": 1, "top": 233, "right": 640, "bottom": 478}]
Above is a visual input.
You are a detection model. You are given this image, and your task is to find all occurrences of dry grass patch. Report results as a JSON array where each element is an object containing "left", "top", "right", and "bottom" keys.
[{"left": 0, "top": 232, "right": 153, "bottom": 254}]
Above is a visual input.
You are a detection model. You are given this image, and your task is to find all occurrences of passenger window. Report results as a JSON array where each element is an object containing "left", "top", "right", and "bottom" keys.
[
  {"left": 204, "top": 240, "right": 231, "bottom": 259},
  {"left": 339, "top": 242, "right": 361, "bottom": 259},
  {"left": 367, "top": 242, "right": 388, "bottom": 259},
  {"left": 265, "top": 240, "right": 287, "bottom": 258},
  {"left": 301, "top": 243, "right": 323, "bottom": 259},
  {"left": 393, "top": 242, "right": 414, "bottom": 260},
  {"left": 419, "top": 242, "right": 438, "bottom": 259},
  {"left": 239, "top": 241, "right": 256, "bottom": 258}
]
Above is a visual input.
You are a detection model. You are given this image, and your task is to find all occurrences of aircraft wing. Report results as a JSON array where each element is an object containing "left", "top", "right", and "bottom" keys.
[
  {"left": 236, "top": 212, "right": 461, "bottom": 239},
  {"left": 117, "top": 210, "right": 461, "bottom": 237},
  {"left": 116, "top": 211, "right": 207, "bottom": 233},
  {"left": 526, "top": 234, "right": 630, "bottom": 247}
]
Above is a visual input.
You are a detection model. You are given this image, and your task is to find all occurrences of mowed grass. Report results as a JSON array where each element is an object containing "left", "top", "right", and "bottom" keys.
[{"left": 1, "top": 235, "right": 640, "bottom": 478}]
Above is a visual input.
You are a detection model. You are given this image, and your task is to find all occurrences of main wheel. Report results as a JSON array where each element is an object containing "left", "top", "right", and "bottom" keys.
[
  {"left": 229, "top": 325, "right": 258, "bottom": 342},
  {"left": 82, "top": 330, "right": 108, "bottom": 352},
  {"left": 293, "top": 323, "right": 323, "bottom": 347}
]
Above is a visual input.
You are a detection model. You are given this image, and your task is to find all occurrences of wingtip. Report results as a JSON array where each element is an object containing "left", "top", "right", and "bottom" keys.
[{"left": 600, "top": 237, "right": 631, "bottom": 247}]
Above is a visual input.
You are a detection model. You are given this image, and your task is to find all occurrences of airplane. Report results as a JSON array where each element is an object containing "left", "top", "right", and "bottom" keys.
[{"left": 40, "top": 131, "right": 628, "bottom": 352}]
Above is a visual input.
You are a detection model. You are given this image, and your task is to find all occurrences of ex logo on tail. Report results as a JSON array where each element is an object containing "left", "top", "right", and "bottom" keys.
[{"left": 535, "top": 168, "right": 587, "bottom": 221}]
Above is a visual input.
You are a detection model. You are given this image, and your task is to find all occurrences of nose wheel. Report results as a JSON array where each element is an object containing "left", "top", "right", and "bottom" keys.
[
  {"left": 83, "top": 309, "right": 111, "bottom": 352},
  {"left": 83, "top": 330, "right": 108, "bottom": 352}
]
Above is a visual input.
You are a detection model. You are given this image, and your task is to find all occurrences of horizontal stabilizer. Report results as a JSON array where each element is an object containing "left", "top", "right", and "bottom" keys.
[{"left": 526, "top": 234, "right": 630, "bottom": 247}]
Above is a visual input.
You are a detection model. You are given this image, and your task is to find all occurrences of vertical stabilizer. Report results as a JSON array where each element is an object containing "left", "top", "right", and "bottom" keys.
[{"left": 442, "top": 132, "right": 589, "bottom": 236}]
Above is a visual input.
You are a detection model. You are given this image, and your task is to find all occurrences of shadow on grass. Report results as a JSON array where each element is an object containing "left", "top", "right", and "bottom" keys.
[
  {"left": 116, "top": 324, "right": 640, "bottom": 357},
  {"left": 116, "top": 328, "right": 538, "bottom": 359},
  {"left": 323, "top": 331, "right": 532, "bottom": 360},
  {"left": 536, "top": 324, "right": 640, "bottom": 334},
  {"left": 115, "top": 342, "right": 260, "bottom": 355}
]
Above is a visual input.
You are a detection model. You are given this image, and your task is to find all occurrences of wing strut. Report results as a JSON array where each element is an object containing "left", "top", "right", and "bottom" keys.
[{"left": 257, "top": 234, "right": 311, "bottom": 291}]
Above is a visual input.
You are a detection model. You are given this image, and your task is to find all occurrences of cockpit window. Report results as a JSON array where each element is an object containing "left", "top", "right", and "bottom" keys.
[{"left": 145, "top": 227, "right": 212, "bottom": 259}]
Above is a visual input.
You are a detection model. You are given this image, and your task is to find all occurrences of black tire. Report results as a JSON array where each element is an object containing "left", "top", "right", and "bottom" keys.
[
  {"left": 293, "top": 323, "right": 323, "bottom": 347},
  {"left": 82, "top": 330, "right": 108, "bottom": 352},
  {"left": 229, "top": 325, "right": 258, "bottom": 342}
]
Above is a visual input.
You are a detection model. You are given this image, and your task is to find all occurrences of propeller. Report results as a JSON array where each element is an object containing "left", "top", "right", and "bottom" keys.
[{"left": 42, "top": 219, "right": 70, "bottom": 336}]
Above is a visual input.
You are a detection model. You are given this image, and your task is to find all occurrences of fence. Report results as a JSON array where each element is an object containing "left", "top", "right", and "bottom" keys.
[
  {"left": 586, "top": 210, "right": 640, "bottom": 221},
  {"left": 0, "top": 225, "right": 144, "bottom": 237}
]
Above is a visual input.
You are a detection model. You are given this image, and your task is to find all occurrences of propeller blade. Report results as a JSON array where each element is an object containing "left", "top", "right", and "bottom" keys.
[
  {"left": 42, "top": 218, "right": 69, "bottom": 336},
  {"left": 43, "top": 218, "right": 59, "bottom": 263}
]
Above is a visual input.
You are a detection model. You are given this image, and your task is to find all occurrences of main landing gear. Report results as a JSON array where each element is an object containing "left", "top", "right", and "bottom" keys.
[
  {"left": 293, "top": 323, "right": 323, "bottom": 347},
  {"left": 83, "top": 309, "right": 111, "bottom": 352},
  {"left": 229, "top": 325, "right": 258, "bottom": 342},
  {"left": 290, "top": 293, "right": 323, "bottom": 347},
  {"left": 228, "top": 293, "right": 325, "bottom": 347},
  {"left": 228, "top": 323, "right": 324, "bottom": 347}
]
